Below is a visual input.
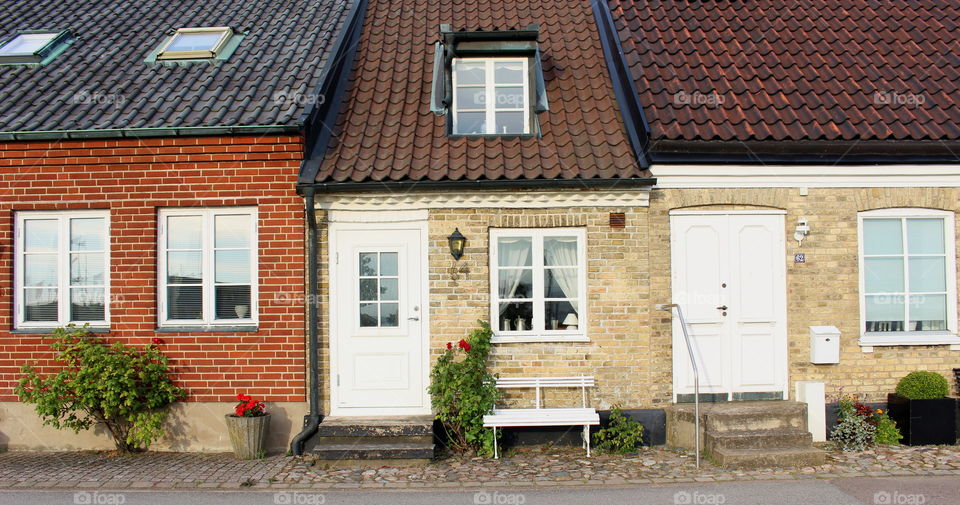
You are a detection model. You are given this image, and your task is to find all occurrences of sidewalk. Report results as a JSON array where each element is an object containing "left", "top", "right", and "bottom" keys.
[{"left": 0, "top": 444, "right": 957, "bottom": 490}]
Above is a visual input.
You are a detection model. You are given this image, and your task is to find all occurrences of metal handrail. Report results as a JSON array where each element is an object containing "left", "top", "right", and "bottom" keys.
[{"left": 656, "top": 303, "right": 700, "bottom": 469}]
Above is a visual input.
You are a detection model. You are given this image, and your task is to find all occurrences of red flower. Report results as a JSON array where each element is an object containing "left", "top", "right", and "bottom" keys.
[
  {"left": 458, "top": 339, "right": 471, "bottom": 352},
  {"left": 237, "top": 393, "right": 251, "bottom": 402},
  {"left": 446, "top": 342, "right": 453, "bottom": 350},
  {"left": 151, "top": 337, "right": 164, "bottom": 345}
]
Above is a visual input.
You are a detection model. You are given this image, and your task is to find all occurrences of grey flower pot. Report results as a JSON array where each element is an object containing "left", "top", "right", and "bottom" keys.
[{"left": 225, "top": 414, "right": 270, "bottom": 459}]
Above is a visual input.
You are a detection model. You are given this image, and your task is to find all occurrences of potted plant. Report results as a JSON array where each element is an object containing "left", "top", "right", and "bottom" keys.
[
  {"left": 225, "top": 393, "right": 270, "bottom": 459},
  {"left": 887, "top": 371, "right": 956, "bottom": 446}
]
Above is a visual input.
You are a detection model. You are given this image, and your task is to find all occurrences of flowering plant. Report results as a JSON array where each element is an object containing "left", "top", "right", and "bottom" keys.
[
  {"left": 233, "top": 393, "right": 267, "bottom": 417},
  {"left": 830, "top": 391, "right": 901, "bottom": 450}
]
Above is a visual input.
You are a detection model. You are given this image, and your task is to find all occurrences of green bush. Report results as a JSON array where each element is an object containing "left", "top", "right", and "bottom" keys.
[
  {"left": 593, "top": 406, "right": 644, "bottom": 454},
  {"left": 874, "top": 413, "right": 903, "bottom": 445},
  {"left": 428, "top": 321, "right": 500, "bottom": 456},
  {"left": 15, "top": 325, "right": 185, "bottom": 453},
  {"left": 831, "top": 415, "right": 876, "bottom": 451},
  {"left": 895, "top": 371, "right": 949, "bottom": 400}
]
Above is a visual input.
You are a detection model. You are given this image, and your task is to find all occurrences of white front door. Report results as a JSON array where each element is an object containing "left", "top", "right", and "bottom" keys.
[
  {"left": 330, "top": 225, "right": 429, "bottom": 415},
  {"left": 670, "top": 212, "right": 787, "bottom": 401}
]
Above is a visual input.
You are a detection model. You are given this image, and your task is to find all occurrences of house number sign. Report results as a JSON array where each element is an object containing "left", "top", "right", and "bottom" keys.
[{"left": 794, "top": 253, "right": 805, "bottom": 263}]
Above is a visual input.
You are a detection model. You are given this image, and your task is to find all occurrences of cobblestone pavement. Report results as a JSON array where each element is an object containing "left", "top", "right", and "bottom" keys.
[{"left": 0, "top": 444, "right": 957, "bottom": 490}]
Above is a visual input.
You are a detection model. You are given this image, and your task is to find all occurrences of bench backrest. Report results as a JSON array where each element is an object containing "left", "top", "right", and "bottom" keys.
[{"left": 494, "top": 375, "right": 595, "bottom": 409}]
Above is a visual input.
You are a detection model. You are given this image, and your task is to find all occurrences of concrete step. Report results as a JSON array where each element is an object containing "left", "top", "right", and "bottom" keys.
[
  {"left": 315, "top": 415, "right": 434, "bottom": 437},
  {"left": 711, "top": 446, "right": 827, "bottom": 469},
  {"left": 704, "top": 428, "right": 813, "bottom": 452},
  {"left": 669, "top": 401, "right": 808, "bottom": 435},
  {"left": 310, "top": 416, "right": 436, "bottom": 462},
  {"left": 313, "top": 441, "right": 435, "bottom": 460},
  {"left": 314, "top": 435, "right": 433, "bottom": 446}
]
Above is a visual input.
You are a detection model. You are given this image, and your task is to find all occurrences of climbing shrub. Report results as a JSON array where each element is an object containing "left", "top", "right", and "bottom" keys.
[
  {"left": 593, "top": 405, "right": 645, "bottom": 454},
  {"left": 428, "top": 321, "right": 500, "bottom": 456},
  {"left": 15, "top": 325, "right": 186, "bottom": 453}
]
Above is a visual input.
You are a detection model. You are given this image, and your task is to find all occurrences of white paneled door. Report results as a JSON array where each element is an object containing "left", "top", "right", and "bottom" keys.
[
  {"left": 331, "top": 225, "right": 429, "bottom": 415},
  {"left": 670, "top": 212, "right": 788, "bottom": 401}
]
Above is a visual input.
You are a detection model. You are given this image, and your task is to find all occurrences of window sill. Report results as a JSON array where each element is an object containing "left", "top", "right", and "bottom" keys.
[
  {"left": 11, "top": 327, "right": 110, "bottom": 334},
  {"left": 491, "top": 334, "right": 589, "bottom": 344},
  {"left": 155, "top": 325, "right": 259, "bottom": 333},
  {"left": 858, "top": 332, "right": 960, "bottom": 348}
]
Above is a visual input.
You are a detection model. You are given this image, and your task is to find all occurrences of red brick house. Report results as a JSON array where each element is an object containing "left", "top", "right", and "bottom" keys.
[{"left": 0, "top": 0, "right": 364, "bottom": 451}]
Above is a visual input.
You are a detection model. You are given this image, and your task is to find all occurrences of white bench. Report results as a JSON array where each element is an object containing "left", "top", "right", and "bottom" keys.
[{"left": 483, "top": 376, "right": 600, "bottom": 458}]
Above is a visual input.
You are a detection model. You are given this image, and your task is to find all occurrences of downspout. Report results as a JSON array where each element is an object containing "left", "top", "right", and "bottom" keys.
[{"left": 291, "top": 186, "right": 321, "bottom": 456}]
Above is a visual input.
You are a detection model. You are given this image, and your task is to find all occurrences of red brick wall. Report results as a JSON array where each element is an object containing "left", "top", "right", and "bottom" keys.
[{"left": 0, "top": 135, "right": 306, "bottom": 402}]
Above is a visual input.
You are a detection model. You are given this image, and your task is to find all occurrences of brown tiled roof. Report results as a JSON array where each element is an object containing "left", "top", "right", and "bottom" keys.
[
  {"left": 609, "top": 0, "right": 960, "bottom": 144},
  {"left": 315, "top": 0, "right": 648, "bottom": 183}
]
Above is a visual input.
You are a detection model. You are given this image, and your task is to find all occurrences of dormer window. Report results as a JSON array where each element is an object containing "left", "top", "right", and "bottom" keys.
[
  {"left": 431, "top": 24, "right": 549, "bottom": 137},
  {"left": 0, "top": 31, "right": 72, "bottom": 64},
  {"left": 157, "top": 27, "right": 234, "bottom": 60}
]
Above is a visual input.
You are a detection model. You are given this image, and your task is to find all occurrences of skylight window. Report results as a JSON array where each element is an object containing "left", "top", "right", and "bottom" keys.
[
  {"left": 157, "top": 27, "right": 233, "bottom": 60},
  {"left": 0, "top": 31, "right": 71, "bottom": 64}
]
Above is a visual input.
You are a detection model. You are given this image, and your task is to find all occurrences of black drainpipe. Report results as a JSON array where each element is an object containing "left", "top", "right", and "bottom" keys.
[{"left": 291, "top": 186, "right": 321, "bottom": 456}]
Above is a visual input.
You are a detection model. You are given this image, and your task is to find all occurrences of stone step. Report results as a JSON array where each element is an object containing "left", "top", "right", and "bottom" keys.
[
  {"left": 314, "top": 435, "right": 433, "bottom": 446},
  {"left": 313, "top": 441, "right": 435, "bottom": 460},
  {"left": 704, "top": 428, "right": 813, "bottom": 452},
  {"left": 711, "top": 446, "right": 827, "bottom": 469},
  {"left": 670, "top": 401, "right": 808, "bottom": 433},
  {"left": 315, "top": 415, "right": 434, "bottom": 438}
]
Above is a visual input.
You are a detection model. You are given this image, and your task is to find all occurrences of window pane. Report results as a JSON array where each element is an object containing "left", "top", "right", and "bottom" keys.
[
  {"left": 497, "top": 237, "right": 532, "bottom": 266},
  {"left": 70, "top": 218, "right": 105, "bottom": 251},
  {"left": 494, "top": 62, "right": 524, "bottom": 83},
  {"left": 0, "top": 33, "right": 56, "bottom": 55},
  {"left": 545, "top": 268, "right": 578, "bottom": 298},
  {"left": 498, "top": 302, "right": 532, "bottom": 332},
  {"left": 495, "top": 112, "right": 525, "bottom": 134},
  {"left": 215, "top": 250, "right": 250, "bottom": 283},
  {"left": 166, "top": 31, "right": 223, "bottom": 52},
  {"left": 864, "top": 257, "right": 903, "bottom": 293},
  {"left": 907, "top": 219, "right": 944, "bottom": 254},
  {"left": 545, "top": 301, "right": 578, "bottom": 330},
  {"left": 70, "top": 253, "right": 104, "bottom": 286},
  {"left": 544, "top": 237, "right": 578, "bottom": 266},
  {"left": 215, "top": 215, "right": 251, "bottom": 248},
  {"left": 359, "top": 253, "right": 378, "bottom": 276},
  {"left": 494, "top": 87, "right": 524, "bottom": 109},
  {"left": 359, "top": 278, "right": 378, "bottom": 301},
  {"left": 168, "top": 251, "right": 202, "bottom": 284},
  {"left": 215, "top": 285, "right": 251, "bottom": 319},
  {"left": 455, "top": 61, "right": 485, "bottom": 85},
  {"left": 455, "top": 112, "right": 485, "bottom": 134},
  {"left": 380, "top": 303, "right": 399, "bottom": 327},
  {"left": 865, "top": 295, "right": 904, "bottom": 332},
  {"left": 168, "top": 285, "right": 202, "bottom": 319},
  {"left": 498, "top": 268, "right": 532, "bottom": 299},
  {"left": 863, "top": 219, "right": 903, "bottom": 255},
  {"left": 380, "top": 253, "right": 397, "bottom": 276},
  {"left": 24, "top": 254, "right": 57, "bottom": 286},
  {"left": 380, "top": 278, "right": 398, "bottom": 301},
  {"left": 910, "top": 294, "right": 946, "bottom": 331},
  {"left": 909, "top": 257, "right": 946, "bottom": 292},
  {"left": 456, "top": 87, "right": 486, "bottom": 109},
  {"left": 24, "top": 219, "right": 57, "bottom": 252},
  {"left": 24, "top": 288, "right": 58, "bottom": 322},
  {"left": 70, "top": 288, "right": 105, "bottom": 321},
  {"left": 167, "top": 216, "right": 202, "bottom": 249},
  {"left": 359, "top": 303, "right": 378, "bottom": 327}
]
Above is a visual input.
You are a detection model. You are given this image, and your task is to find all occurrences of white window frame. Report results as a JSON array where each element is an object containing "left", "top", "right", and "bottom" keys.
[
  {"left": 157, "top": 27, "right": 233, "bottom": 60},
  {"left": 857, "top": 208, "right": 960, "bottom": 347},
  {"left": 451, "top": 57, "right": 530, "bottom": 135},
  {"left": 0, "top": 32, "right": 59, "bottom": 56},
  {"left": 14, "top": 210, "right": 111, "bottom": 329},
  {"left": 489, "top": 228, "right": 587, "bottom": 343},
  {"left": 158, "top": 207, "right": 258, "bottom": 327}
]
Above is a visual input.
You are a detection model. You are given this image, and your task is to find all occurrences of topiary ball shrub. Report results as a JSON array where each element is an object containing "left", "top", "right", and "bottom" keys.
[{"left": 895, "top": 371, "right": 949, "bottom": 400}]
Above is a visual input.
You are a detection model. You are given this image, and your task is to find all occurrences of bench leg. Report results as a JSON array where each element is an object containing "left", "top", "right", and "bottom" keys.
[
  {"left": 493, "top": 427, "right": 499, "bottom": 459},
  {"left": 584, "top": 425, "right": 591, "bottom": 457}
]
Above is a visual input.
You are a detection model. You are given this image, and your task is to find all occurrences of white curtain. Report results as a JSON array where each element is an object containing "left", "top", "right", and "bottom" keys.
[
  {"left": 544, "top": 237, "right": 578, "bottom": 312},
  {"left": 497, "top": 238, "right": 531, "bottom": 315}
]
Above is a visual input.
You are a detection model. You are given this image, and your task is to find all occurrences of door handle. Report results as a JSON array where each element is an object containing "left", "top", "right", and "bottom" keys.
[
  {"left": 716, "top": 305, "right": 728, "bottom": 310},
  {"left": 408, "top": 316, "right": 420, "bottom": 321}
]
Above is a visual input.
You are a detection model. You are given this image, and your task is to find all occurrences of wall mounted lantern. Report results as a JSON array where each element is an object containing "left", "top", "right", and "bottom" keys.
[{"left": 447, "top": 228, "right": 467, "bottom": 260}]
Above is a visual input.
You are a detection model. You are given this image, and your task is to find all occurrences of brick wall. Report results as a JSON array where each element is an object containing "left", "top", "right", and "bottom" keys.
[{"left": 0, "top": 135, "right": 306, "bottom": 403}]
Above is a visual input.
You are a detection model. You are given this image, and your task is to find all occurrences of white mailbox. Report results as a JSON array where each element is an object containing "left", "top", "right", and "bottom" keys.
[{"left": 810, "top": 325, "right": 840, "bottom": 364}]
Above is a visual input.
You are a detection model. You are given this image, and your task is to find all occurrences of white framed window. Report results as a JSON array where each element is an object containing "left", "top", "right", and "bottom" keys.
[
  {"left": 489, "top": 228, "right": 586, "bottom": 343},
  {"left": 14, "top": 211, "right": 110, "bottom": 329},
  {"left": 158, "top": 207, "right": 257, "bottom": 327},
  {"left": 858, "top": 208, "right": 959, "bottom": 346},
  {"left": 452, "top": 57, "right": 530, "bottom": 135},
  {"left": 0, "top": 32, "right": 58, "bottom": 56},
  {"left": 157, "top": 27, "right": 233, "bottom": 60}
]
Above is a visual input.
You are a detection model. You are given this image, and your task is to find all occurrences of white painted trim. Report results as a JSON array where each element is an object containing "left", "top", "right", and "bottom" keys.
[
  {"left": 452, "top": 57, "right": 530, "bottom": 135},
  {"left": 327, "top": 209, "right": 429, "bottom": 223},
  {"left": 316, "top": 189, "right": 650, "bottom": 211},
  {"left": 652, "top": 164, "right": 960, "bottom": 188},
  {"left": 669, "top": 209, "right": 787, "bottom": 216},
  {"left": 858, "top": 333, "right": 960, "bottom": 347}
]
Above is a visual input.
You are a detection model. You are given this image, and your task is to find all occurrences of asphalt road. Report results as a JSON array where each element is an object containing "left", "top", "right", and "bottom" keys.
[{"left": 0, "top": 476, "right": 956, "bottom": 505}]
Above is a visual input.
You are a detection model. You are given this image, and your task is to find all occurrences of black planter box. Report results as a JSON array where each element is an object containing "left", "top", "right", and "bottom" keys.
[{"left": 887, "top": 393, "right": 957, "bottom": 446}]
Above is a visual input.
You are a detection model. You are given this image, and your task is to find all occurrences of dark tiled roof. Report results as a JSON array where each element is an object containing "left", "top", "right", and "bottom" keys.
[
  {"left": 0, "top": 0, "right": 352, "bottom": 134},
  {"left": 609, "top": 0, "right": 960, "bottom": 144},
  {"left": 314, "top": 0, "right": 648, "bottom": 183}
]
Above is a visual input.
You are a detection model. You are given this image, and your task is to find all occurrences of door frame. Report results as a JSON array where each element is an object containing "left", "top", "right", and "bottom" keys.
[
  {"left": 668, "top": 208, "right": 788, "bottom": 402},
  {"left": 327, "top": 210, "right": 431, "bottom": 416}
]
